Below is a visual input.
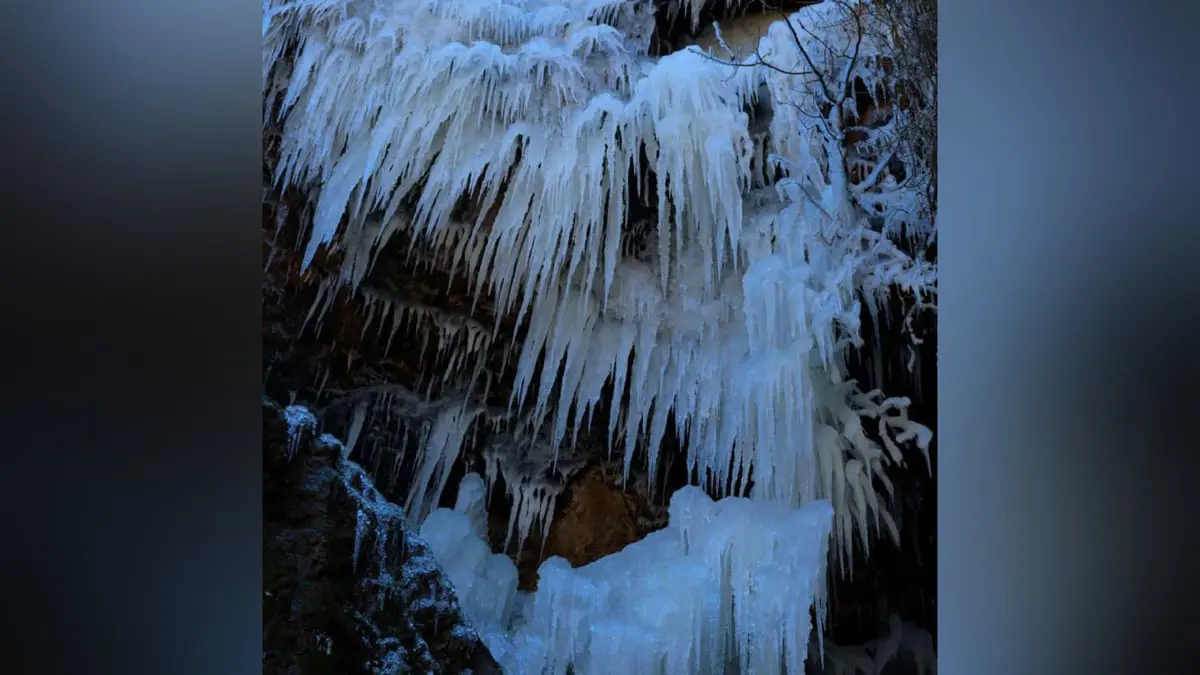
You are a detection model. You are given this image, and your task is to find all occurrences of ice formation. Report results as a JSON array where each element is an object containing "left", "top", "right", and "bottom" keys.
[
  {"left": 522, "top": 487, "right": 834, "bottom": 674},
  {"left": 421, "top": 474, "right": 520, "bottom": 652},
  {"left": 272, "top": 404, "right": 842, "bottom": 673},
  {"left": 266, "top": 0, "right": 936, "bottom": 661},
  {"left": 266, "top": 0, "right": 933, "bottom": 561},
  {"left": 423, "top": 475, "right": 836, "bottom": 674}
]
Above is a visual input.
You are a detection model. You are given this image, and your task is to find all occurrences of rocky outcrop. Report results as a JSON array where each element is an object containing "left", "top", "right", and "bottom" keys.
[{"left": 263, "top": 402, "right": 502, "bottom": 674}]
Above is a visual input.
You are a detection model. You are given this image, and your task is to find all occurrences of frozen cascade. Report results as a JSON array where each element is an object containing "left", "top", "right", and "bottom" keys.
[
  {"left": 267, "top": 0, "right": 936, "bottom": 659},
  {"left": 422, "top": 474, "right": 835, "bottom": 675}
]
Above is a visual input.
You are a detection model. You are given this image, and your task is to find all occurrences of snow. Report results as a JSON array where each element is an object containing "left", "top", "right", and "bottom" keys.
[{"left": 282, "top": 404, "right": 318, "bottom": 459}]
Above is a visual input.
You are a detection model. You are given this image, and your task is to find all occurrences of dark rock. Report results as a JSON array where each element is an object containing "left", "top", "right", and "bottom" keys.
[{"left": 263, "top": 402, "right": 504, "bottom": 674}]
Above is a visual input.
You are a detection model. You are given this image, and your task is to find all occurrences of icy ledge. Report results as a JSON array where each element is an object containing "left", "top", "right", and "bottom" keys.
[{"left": 424, "top": 473, "right": 835, "bottom": 675}]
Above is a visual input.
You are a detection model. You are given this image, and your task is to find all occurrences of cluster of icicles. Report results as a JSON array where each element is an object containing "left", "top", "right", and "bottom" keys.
[
  {"left": 423, "top": 469, "right": 838, "bottom": 675},
  {"left": 265, "top": 1, "right": 935, "bottom": 670}
]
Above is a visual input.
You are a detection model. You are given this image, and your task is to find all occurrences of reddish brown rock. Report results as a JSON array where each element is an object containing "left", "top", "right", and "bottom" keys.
[
  {"left": 544, "top": 466, "right": 642, "bottom": 565},
  {"left": 509, "top": 464, "right": 669, "bottom": 590}
]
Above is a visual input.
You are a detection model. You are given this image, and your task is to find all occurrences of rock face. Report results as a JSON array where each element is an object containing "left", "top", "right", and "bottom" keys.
[
  {"left": 263, "top": 403, "right": 503, "bottom": 675},
  {"left": 489, "top": 462, "right": 671, "bottom": 591},
  {"left": 543, "top": 466, "right": 643, "bottom": 568},
  {"left": 514, "top": 465, "right": 642, "bottom": 589}
]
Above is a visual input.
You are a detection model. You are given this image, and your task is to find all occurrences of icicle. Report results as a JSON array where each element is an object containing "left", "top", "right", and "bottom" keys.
[
  {"left": 299, "top": 278, "right": 333, "bottom": 338},
  {"left": 353, "top": 506, "right": 368, "bottom": 571},
  {"left": 404, "top": 400, "right": 484, "bottom": 524},
  {"left": 315, "top": 366, "right": 331, "bottom": 399},
  {"left": 343, "top": 399, "right": 368, "bottom": 457}
]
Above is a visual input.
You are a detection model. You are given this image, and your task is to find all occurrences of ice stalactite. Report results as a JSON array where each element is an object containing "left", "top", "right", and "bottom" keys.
[
  {"left": 482, "top": 431, "right": 590, "bottom": 555},
  {"left": 454, "top": 472, "right": 492, "bottom": 540},
  {"left": 299, "top": 276, "right": 339, "bottom": 339},
  {"left": 315, "top": 381, "right": 501, "bottom": 527},
  {"left": 315, "top": 372, "right": 594, "bottom": 543},
  {"left": 299, "top": 273, "right": 497, "bottom": 381},
  {"left": 357, "top": 285, "right": 495, "bottom": 382},
  {"left": 289, "top": 255, "right": 514, "bottom": 525},
  {"left": 405, "top": 400, "right": 486, "bottom": 523}
]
